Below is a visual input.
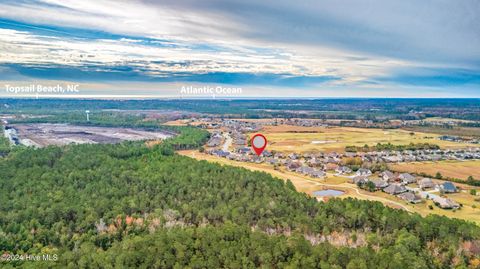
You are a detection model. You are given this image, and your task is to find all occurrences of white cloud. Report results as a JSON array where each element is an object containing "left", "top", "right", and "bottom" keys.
[{"left": 0, "top": 0, "right": 478, "bottom": 96}]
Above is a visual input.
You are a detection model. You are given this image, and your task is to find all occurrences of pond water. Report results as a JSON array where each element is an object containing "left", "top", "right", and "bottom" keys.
[{"left": 312, "top": 189, "right": 345, "bottom": 197}]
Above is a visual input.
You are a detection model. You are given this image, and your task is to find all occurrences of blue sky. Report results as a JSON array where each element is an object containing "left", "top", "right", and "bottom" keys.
[{"left": 0, "top": 0, "right": 479, "bottom": 98}]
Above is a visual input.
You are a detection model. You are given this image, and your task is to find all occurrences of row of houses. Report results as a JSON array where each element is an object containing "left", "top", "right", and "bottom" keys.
[
  {"left": 352, "top": 171, "right": 460, "bottom": 209},
  {"left": 440, "top": 135, "right": 479, "bottom": 144},
  {"left": 206, "top": 132, "right": 223, "bottom": 147},
  {"left": 227, "top": 146, "right": 480, "bottom": 167},
  {"left": 354, "top": 148, "right": 480, "bottom": 163}
]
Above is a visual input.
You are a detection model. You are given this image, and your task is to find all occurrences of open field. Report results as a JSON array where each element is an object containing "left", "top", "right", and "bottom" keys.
[
  {"left": 403, "top": 126, "right": 480, "bottom": 138},
  {"left": 422, "top": 117, "right": 478, "bottom": 123},
  {"left": 179, "top": 150, "right": 480, "bottom": 223},
  {"left": 11, "top": 123, "right": 172, "bottom": 147},
  {"left": 257, "top": 125, "right": 474, "bottom": 153},
  {"left": 390, "top": 160, "right": 480, "bottom": 180}
]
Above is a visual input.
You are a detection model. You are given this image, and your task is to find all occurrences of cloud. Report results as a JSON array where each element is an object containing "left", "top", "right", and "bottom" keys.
[{"left": 0, "top": 0, "right": 479, "bottom": 96}]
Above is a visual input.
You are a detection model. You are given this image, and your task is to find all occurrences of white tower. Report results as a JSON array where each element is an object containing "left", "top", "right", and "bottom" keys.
[{"left": 85, "top": 110, "right": 90, "bottom": 122}]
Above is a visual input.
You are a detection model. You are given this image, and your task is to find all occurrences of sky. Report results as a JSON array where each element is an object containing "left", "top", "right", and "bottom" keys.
[{"left": 0, "top": 0, "right": 479, "bottom": 98}]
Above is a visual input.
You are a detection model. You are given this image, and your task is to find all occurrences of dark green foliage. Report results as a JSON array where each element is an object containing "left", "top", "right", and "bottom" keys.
[
  {"left": 346, "top": 142, "right": 440, "bottom": 153},
  {"left": 0, "top": 127, "right": 10, "bottom": 156},
  {"left": 0, "top": 129, "right": 479, "bottom": 268},
  {"left": 57, "top": 224, "right": 434, "bottom": 269},
  {"left": 2, "top": 98, "right": 480, "bottom": 120}
]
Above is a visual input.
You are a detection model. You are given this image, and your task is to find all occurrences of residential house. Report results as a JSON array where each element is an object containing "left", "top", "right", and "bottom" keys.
[
  {"left": 440, "top": 182, "right": 458, "bottom": 193},
  {"left": 309, "top": 170, "right": 326, "bottom": 178},
  {"left": 352, "top": 176, "right": 368, "bottom": 185},
  {"left": 335, "top": 166, "right": 352, "bottom": 175},
  {"left": 296, "top": 166, "right": 314, "bottom": 175},
  {"left": 325, "top": 163, "right": 339, "bottom": 171},
  {"left": 433, "top": 196, "right": 460, "bottom": 209},
  {"left": 380, "top": 171, "right": 396, "bottom": 182},
  {"left": 237, "top": 147, "right": 251, "bottom": 154},
  {"left": 370, "top": 179, "right": 389, "bottom": 190},
  {"left": 418, "top": 178, "right": 435, "bottom": 189},
  {"left": 266, "top": 158, "right": 279, "bottom": 165},
  {"left": 212, "top": 150, "right": 230, "bottom": 158},
  {"left": 356, "top": 168, "right": 372, "bottom": 177},
  {"left": 261, "top": 150, "right": 273, "bottom": 157},
  {"left": 286, "top": 161, "right": 302, "bottom": 171},
  {"left": 383, "top": 184, "right": 407, "bottom": 195},
  {"left": 398, "top": 192, "right": 422, "bottom": 203},
  {"left": 399, "top": 173, "right": 417, "bottom": 184},
  {"left": 307, "top": 158, "right": 324, "bottom": 168},
  {"left": 206, "top": 137, "right": 222, "bottom": 147},
  {"left": 288, "top": 153, "right": 299, "bottom": 160}
]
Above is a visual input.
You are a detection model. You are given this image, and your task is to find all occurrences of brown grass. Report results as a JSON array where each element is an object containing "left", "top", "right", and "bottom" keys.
[
  {"left": 255, "top": 125, "right": 473, "bottom": 153},
  {"left": 390, "top": 160, "right": 480, "bottom": 180}
]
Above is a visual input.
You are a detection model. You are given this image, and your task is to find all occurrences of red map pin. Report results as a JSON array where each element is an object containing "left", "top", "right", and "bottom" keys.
[{"left": 251, "top": 134, "right": 267, "bottom": 156}]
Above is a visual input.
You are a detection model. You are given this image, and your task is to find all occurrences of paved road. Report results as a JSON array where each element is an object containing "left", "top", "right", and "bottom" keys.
[{"left": 222, "top": 132, "right": 232, "bottom": 152}]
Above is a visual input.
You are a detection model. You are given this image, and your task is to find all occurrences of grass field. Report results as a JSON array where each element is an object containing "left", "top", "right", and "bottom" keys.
[
  {"left": 256, "top": 125, "right": 474, "bottom": 153},
  {"left": 403, "top": 126, "right": 480, "bottom": 138},
  {"left": 390, "top": 160, "right": 480, "bottom": 180},
  {"left": 422, "top": 117, "right": 477, "bottom": 123}
]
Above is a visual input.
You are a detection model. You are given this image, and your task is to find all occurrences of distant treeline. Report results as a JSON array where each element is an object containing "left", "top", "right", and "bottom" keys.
[
  {"left": 2, "top": 98, "right": 480, "bottom": 120},
  {"left": 346, "top": 142, "right": 440, "bottom": 152},
  {"left": 0, "top": 126, "right": 10, "bottom": 156}
]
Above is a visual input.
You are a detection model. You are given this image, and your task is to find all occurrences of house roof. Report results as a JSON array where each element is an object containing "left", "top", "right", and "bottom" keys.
[
  {"left": 352, "top": 176, "right": 368, "bottom": 184},
  {"left": 398, "top": 192, "right": 422, "bottom": 202},
  {"left": 442, "top": 182, "right": 457, "bottom": 192},
  {"left": 371, "top": 179, "right": 388, "bottom": 188},
  {"left": 399, "top": 173, "right": 416, "bottom": 181},
  {"left": 381, "top": 171, "right": 395, "bottom": 178},
  {"left": 419, "top": 178, "right": 435, "bottom": 187},
  {"left": 383, "top": 184, "right": 407, "bottom": 194}
]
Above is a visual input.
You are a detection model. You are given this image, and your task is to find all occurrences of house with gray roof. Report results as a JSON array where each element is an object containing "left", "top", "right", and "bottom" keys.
[
  {"left": 399, "top": 173, "right": 417, "bottom": 184},
  {"left": 433, "top": 196, "right": 460, "bottom": 209},
  {"left": 418, "top": 178, "right": 435, "bottom": 189},
  {"left": 398, "top": 192, "right": 422, "bottom": 203},
  {"left": 356, "top": 168, "right": 372, "bottom": 177},
  {"left": 370, "top": 179, "right": 389, "bottom": 190},
  {"left": 296, "top": 166, "right": 314, "bottom": 175},
  {"left": 335, "top": 166, "right": 352, "bottom": 175},
  {"left": 352, "top": 176, "right": 368, "bottom": 185},
  {"left": 309, "top": 170, "right": 326, "bottom": 178},
  {"left": 380, "top": 171, "right": 396, "bottom": 182},
  {"left": 383, "top": 184, "right": 407, "bottom": 195}
]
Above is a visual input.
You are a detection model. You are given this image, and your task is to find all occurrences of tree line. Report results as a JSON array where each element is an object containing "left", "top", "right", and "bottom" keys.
[{"left": 346, "top": 142, "right": 440, "bottom": 153}]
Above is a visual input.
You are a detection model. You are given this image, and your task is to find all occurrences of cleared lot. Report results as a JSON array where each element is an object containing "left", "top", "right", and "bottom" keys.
[
  {"left": 11, "top": 123, "right": 172, "bottom": 147},
  {"left": 390, "top": 160, "right": 480, "bottom": 180},
  {"left": 257, "top": 125, "right": 474, "bottom": 153}
]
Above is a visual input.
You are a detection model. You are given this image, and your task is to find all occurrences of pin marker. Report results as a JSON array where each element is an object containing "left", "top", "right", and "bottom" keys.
[{"left": 251, "top": 134, "right": 267, "bottom": 156}]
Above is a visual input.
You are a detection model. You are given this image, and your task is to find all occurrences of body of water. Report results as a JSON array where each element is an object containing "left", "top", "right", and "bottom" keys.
[{"left": 313, "top": 189, "right": 345, "bottom": 197}]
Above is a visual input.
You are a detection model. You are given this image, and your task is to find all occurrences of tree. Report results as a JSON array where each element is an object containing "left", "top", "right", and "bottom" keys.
[{"left": 366, "top": 181, "right": 376, "bottom": 192}]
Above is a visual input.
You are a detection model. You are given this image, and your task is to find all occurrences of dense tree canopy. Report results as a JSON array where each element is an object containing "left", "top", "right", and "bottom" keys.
[
  {"left": 0, "top": 126, "right": 479, "bottom": 268},
  {"left": 0, "top": 127, "right": 10, "bottom": 156}
]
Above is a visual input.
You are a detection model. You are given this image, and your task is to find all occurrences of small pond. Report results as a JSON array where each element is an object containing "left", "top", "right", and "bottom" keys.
[{"left": 312, "top": 189, "right": 345, "bottom": 197}]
